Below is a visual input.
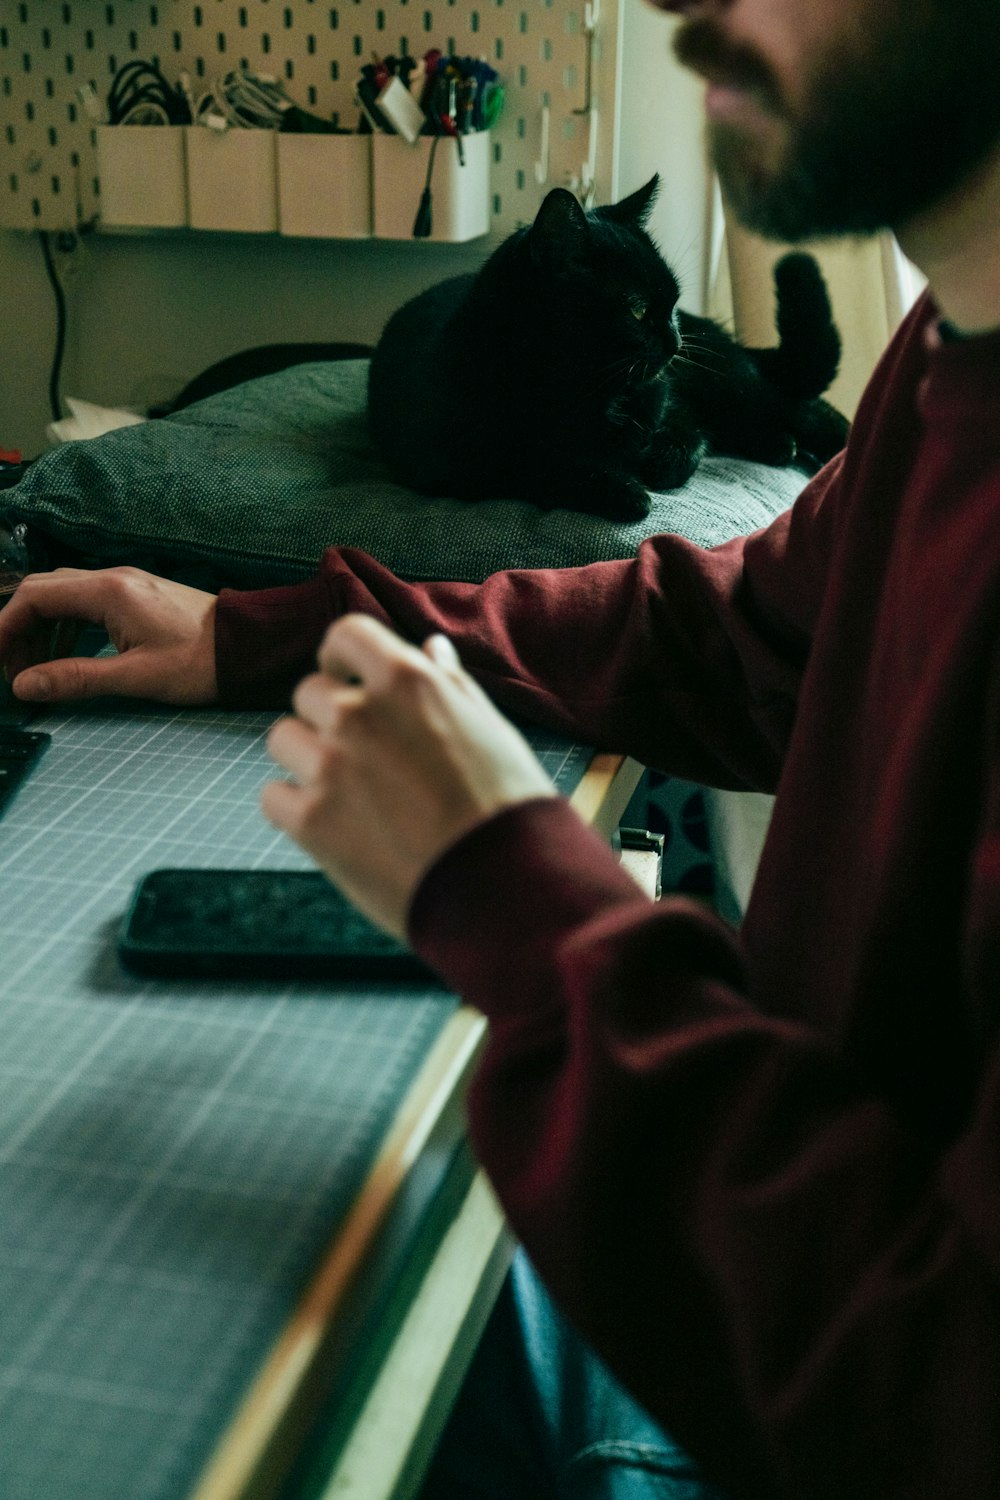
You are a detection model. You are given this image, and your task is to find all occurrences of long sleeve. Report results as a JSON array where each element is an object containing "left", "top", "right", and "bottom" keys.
[
  {"left": 408, "top": 794, "right": 1000, "bottom": 1500},
  {"left": 215, "top": 454, "right": 844, "bottom": 792},
  {"left": 218, "top": 295, "right": 1000, "bottom": 1496},
  {"left": 402, "top": 300, "right": 1000, "bottom": 1499}
]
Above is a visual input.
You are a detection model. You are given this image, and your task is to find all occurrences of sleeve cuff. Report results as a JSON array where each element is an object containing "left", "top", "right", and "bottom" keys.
[
  {"left": 215, "top": 573, "right": 336, "bottom": 709},
  {"left": 407, "top": 796, "right": 651, "bottom": 1020}
]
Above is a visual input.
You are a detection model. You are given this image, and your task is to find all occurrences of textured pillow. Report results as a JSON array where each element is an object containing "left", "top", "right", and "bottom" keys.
[{"left": 5, "top": 360, "right": 809, "bottom": 588}]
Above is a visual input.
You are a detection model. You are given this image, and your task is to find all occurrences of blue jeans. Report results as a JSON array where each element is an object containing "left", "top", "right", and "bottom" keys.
[{"left": 420, "top": 1249, "right": 727, "bottom": 1500}]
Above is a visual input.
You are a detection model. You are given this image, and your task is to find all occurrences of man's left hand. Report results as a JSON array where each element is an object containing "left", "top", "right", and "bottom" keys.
[{"left": 262, "top": 614, "right": 557, "bottom": 939}]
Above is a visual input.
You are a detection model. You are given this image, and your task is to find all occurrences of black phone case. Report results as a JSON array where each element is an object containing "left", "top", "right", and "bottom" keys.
[{"left": 117, "top": 868, "right": 442, "bottom": 982}]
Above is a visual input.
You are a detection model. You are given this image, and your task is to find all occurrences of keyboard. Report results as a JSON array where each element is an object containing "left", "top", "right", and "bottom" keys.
[{"left": 0, "top": 727, "right": 50, "bottom": 817}]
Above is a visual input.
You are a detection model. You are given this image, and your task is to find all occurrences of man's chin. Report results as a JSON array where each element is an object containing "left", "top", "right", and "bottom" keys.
[
  {"left": 712, "top": 125, "right": 874, "bottom": 243},
  {"left": 710, "top": 128, "right": 807, "bottom": 242}
]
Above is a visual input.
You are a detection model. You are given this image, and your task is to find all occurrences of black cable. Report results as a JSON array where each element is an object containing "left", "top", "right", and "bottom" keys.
[
  {"left": 39, "top": 230, "right": 67, "bottom": 424},
  {"left": 412, "top": 133, "right": 439, "bottom": 238},
  {"left": 106, "top": 60, "right": 191, "bottom": 124}
]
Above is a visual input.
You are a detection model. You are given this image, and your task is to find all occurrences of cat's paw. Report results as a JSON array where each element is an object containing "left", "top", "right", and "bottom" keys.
[
  {"left": 738, "top": 431, "right": 797, "bottom": 466},
  {"left": 588, "top": 474, "right": 652, "bottom": 522},
  {"left": 641, "top": 434, "right": 705, "bottom": 492}
]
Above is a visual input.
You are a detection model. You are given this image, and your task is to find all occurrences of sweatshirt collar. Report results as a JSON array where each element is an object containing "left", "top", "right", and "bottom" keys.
[{"left": 918, "top": 295, "right": 1000, "bottom": 425}]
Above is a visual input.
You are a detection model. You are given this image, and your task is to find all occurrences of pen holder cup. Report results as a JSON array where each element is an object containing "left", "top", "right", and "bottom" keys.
[
  {"left": 185, "top": 127, "right": 278, "bottom": 233},
  {"left": 277, "top": 133, "right": 372, "bottom": 238},
  {"left": 372, "top": 131, "right": 491, "bottom": 242},
  {"left": 95, "top": 124, "right": 188, "bottom": 229}
]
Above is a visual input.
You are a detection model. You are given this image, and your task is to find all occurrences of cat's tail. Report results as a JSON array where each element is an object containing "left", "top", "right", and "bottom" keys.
[{"left": 749, "top": 252, "right": 842, "bottom": 402}]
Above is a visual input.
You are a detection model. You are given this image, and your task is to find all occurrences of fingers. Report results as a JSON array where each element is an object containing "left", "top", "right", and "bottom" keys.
[
  {"left": 1, "top": 566, "right": 219, "bottom": 707},
  {"left": 262, "top": 716, "right": 339, "bottom": 847},
  {"left": 0, "top": 568, "right": 115, "bottom": 640},
  {"left": 259, "top": 775, "right": 303, "bottom": 836},
  {"left": 266, "top": 712, "right": 326, "bottom": 784},
  {"left": 0, "top": 569, "right": 112, "bottom": 683},
  {"left": 423, "top": 632, "right": 461, "bottom": 668},
  {"left": 263, "top": 614, "right": 556, "bottom": 938},
  {"left": 317, "top": 613, "right": 428, "bottom": 688},
  {"left": 291, "top": 671, "right": 363, "bottom": 737},
  {"left": 11, "top": 646, "right": 155, "bottom": 703}
]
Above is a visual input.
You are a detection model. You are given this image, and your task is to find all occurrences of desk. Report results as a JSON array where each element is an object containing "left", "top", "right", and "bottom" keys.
[{"left": 0, "top": 698, "right": 641, "bottom": 1500}]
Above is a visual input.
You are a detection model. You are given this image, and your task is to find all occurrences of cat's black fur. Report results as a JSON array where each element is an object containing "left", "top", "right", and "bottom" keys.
[{"left": 367, "top": 175, "right": 849, "bottom": 521}]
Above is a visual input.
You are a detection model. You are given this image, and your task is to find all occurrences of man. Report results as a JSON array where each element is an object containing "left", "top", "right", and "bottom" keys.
[{"left": 3, "top": 0, "right": 1000, "bottom": 1493}]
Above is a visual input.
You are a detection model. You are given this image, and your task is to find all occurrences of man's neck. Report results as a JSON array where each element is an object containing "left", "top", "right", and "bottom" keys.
[{"left": 896, "top": 145, "right": 1000, "bottom": 336}]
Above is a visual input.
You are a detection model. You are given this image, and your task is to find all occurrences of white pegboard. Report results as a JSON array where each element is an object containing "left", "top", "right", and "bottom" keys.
[{"left": 0, "top": 0, "right": 620, "bottom": 233}]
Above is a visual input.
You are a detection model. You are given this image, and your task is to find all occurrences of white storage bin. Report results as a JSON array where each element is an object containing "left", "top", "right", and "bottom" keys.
[
  {"left": 95, "top": 124, "right": 187, "bottom": 229},
  {"left": 372, "top": 131, "right": 490, "bottom": 242},
  {"left": 185, "top": 127, "right": 278, "bottom": 233},
  {"left": 277, "top": 132, "right": 371, "bottom": 238}
]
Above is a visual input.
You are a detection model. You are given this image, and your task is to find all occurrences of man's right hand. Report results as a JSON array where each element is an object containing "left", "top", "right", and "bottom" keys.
[{"left": 0, "top": 566, "right": 218, "bottom": 706}]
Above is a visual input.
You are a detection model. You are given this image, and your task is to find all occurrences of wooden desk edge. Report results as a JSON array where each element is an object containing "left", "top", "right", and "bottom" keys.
[{"left": 190, "top": 751, "right": 644, "bottom": 1500}]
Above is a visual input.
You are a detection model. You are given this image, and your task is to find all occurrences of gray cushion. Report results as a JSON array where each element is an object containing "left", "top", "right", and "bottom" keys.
[{"left": 6, "top": 360, "right": 807, "bottom": 588}]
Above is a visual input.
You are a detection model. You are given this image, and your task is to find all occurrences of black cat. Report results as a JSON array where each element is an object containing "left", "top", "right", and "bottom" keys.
[{"left": 367, "top": 174, "right": 849, "bottom": 521}]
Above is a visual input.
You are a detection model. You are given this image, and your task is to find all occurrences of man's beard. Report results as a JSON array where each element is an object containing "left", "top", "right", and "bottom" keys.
[{"left": 674, "top": 6, "right": 1000, "bottom": 243}]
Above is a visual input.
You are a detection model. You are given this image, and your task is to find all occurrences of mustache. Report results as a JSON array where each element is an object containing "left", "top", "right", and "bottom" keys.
[{"left": 672, "top": 19, "right": 784, "bottom": 113}]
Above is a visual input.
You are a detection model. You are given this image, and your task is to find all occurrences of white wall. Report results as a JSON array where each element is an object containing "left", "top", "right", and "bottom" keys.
[
  {"left": 614, "top": 2, "right": 712, "bottom": 315},
  {"left": 0, "top": 226, "right": 497, "bottom": 458},
  {"left": 0, "top": 0, "right": 721, "bottom": 460}
]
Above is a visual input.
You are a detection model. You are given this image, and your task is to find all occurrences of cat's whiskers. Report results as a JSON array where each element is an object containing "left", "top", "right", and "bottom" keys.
[
  {"left": 679, "top": 337, "right": 727, "bottom": 367},
  {"left": 671, "top": 353, "right": 724, "bottom": 380},
  {"left": 597, "top": 355, "right": 659, "bottom": 394}
]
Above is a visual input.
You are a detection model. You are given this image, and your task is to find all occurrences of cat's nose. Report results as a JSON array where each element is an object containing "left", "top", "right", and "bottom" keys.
[{"left": 665, "top": 324, "right": 682, "bottom": 358}]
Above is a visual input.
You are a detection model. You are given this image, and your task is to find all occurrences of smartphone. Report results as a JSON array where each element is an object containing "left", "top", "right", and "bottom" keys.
[{"left": 117, "top": 867, "right": 443, "bottom": 983}]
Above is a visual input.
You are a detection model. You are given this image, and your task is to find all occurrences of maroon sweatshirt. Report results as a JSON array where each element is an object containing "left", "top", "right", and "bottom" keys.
[{"left": 216, "top": 295, "right": 1000, "bottom": 1498}]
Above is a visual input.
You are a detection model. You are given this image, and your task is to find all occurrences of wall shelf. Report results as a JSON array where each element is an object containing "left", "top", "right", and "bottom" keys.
[{"left": 0, "top": 0, "right": 619, "bottom": 234}]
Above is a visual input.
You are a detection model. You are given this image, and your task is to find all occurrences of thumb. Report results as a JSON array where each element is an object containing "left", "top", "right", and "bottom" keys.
[
  {"left": 423, "top": 632, "right": 462, "bottom": 669},
  {"left": 12, "top": 648, "right": 146, "bottom": 703}
]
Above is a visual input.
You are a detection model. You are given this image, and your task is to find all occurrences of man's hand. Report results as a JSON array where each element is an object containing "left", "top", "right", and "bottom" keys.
[
  {"left": 262, "top": 614, "right": 557, "bottom": 939},
  {"left": 0, "top": 566, "right": 218, "bottom": 705}
]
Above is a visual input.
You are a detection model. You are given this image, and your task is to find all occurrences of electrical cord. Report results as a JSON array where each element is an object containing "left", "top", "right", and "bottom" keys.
[
  {"left": 106, "top": 60, "right": 192, "bottom": 125},
  {"left": 195, "top": 68, "right": 294, "bottom": 131},
  {"left": 412, "top": 134, "right": 439, "bottom": 238},
  {"left": 38, "top": 231, "right": 67, "bottom": 424}
]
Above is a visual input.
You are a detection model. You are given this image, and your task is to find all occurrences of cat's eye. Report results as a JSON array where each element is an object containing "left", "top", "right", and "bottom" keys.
[{"left": 629, "top": 297, "right": 648, "bottom": 321}]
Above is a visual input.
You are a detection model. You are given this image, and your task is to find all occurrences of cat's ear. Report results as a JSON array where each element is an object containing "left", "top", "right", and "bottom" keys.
[
  {"left": 599, "top": 174, "right": 660, "bottom": 228},
  {"left": 529, "top": 187, "right": 591, "bottom": 271}
]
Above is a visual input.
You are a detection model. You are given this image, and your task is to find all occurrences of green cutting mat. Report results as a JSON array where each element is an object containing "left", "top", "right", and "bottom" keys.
[{"left": 0, "top": 696, "right": 592, "bottom": 1500}]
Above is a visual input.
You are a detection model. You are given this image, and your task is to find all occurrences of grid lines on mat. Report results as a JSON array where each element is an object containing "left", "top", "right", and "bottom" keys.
[{"left": 0, "top": 697, "right": 588, "bottom": 1500}]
